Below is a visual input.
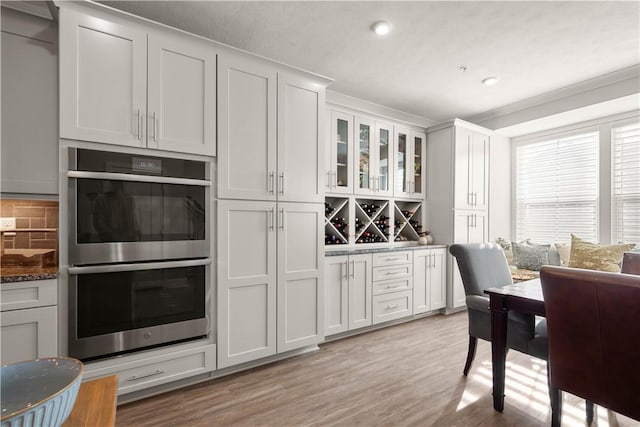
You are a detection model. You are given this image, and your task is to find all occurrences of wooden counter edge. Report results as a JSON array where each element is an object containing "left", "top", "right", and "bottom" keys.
[{"left": 63, "top": 375, "right": 118, "bottom": 427}]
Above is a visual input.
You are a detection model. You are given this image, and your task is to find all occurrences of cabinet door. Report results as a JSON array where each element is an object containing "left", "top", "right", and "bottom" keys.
[
  {"left": 325, "top": 256, "right": 349, "bottom": 335},
  {"left": 218, "top": 54, "right": 277, "bottom": 200},
  {"left": 348, "top": 253, "right": 373, "bottom": 330},
  {"left": 394, "top": 126, "right": 411, "bottom": 198},
  {"left": 218, "top": 200, "right": 277, "bottom": 368},
  {"left": 454, "top": 126, "right": 473, "bottom": 209},
  {"left": 277, "top": 202, "right": 324, "bottom": 352},
  {"left": 1, "top": 306, "right": 58, "bottom": 364},
  {"left": 410, "top": 131, "right": 427, "bottom": 200},
  {"left": 413, "top": 249, "right": 430, "bottom": 314},
  {"left": 277, "top": 73, "right": 325, "bottom": 203},
  {"left": 470, "top": 131, "right": 489, "bottom": 210},
  {"left": 354, "top": 116, "right": 375, "bottom": 195},
  {"left": 328, "top": 111, "right": 353, "bottom": 194},
  {"left": 1, "top": 26, "right": 58, "bottom": 194},
  {"left": 468, "top": 211, "right": 488, "bottom": 243},
  {"left": 147, "top": 34, "right": 216, "bottom": 156},
  {"left": 429, "top": 249, "right": 447, "bottom": 310},
  {"left": 375, "top": 121, "right": 393, "bottom": 196},
  {"left": 60, "top": 9, "right": 147, "bottom": 147}
]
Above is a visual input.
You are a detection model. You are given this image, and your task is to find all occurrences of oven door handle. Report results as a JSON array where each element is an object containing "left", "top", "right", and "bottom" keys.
[
  {"left": 68, "top": 258, "right": 211, "bottom": 275},
  {"left": 67, "top": 170, "right": 211, "bottom": 187}
]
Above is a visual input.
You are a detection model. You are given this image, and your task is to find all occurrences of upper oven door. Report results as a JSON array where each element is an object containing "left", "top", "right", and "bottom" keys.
[{"left": 68, "top": 148, "right": 211, "bottom": 265}]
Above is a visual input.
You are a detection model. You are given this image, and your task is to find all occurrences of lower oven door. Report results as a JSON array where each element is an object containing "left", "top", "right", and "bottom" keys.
[{"left": 68, "top": 258, "right": 210, "bottom": 360}]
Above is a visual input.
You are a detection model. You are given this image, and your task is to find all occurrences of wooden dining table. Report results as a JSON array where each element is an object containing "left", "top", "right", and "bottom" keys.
[{"left": 484, "top": 278, "right": 545, "bottom": 412}]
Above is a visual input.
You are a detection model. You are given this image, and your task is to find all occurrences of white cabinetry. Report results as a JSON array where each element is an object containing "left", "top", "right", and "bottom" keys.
[
  {"left": 1, "top": 8, "right": 58, "bottom": 194},
  {"left": 60, "top": 9, "right": 216, "bottom": 155},
  {"left": 218, "top": 200, "right": 323, "bottom": 368},
  {"left": 454, "top": 126, "right": 489, "bottom": 210},
  {"left": 413, "top": 248, "right": 446, "bottom": 314},
  {"left": 326, "top": 111, "right": 354, "bottom": 194},
  {"left": 218, "top": 56, "right": 324, "bottom": 203},
  {"left": 324, "top": 253, "right": 372, "bottom": 335},
  {"left": 394, "top": 128, "right": 426, "bottom": 200},
  {"left": 1, "top": 279, "right": 58, "bottom": 364},
  {"left": 354, "top": 118, "right": 393, "bottom": 196},
  {"left": 426, "top": 119, "right": 493, "bottom": 310},
  {"left": 371, "top": 251, "right": 413, "bottom": 324}
]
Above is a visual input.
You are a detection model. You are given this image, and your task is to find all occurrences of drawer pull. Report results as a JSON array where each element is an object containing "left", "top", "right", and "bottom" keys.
[
  {"left": 385, "top": 284, "right": 403, "bottom": 289},
  {"left": 385, "top": 303, "right": 402, "bottom": 310},
  {"left": 385, "top": 271, "right": 403, "bottom": 276},
  {"left": 126, "top": 369, "right": 164, "bottom": 382},
  {"left": 384, "top": 257, "right": 404, "bottom": 262}
]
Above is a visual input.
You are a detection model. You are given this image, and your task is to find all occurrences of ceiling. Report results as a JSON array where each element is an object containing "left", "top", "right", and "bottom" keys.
[{"left": 98, "top": 1, "right": 640, "bottom": 123}]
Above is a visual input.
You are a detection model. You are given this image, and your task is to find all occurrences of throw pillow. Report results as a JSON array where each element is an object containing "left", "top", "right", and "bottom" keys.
[
  {"left": 555, "top": 243, "right": 571, "bottom": 265},
  {"left": 567, "top": 234, "right": 636, "bottom": 272},
  {"left": 511, "top": 241, "right": 550, "bottom": 271},
  {"left": 495, "top": 237, "right": 513, "bottom": 265}
]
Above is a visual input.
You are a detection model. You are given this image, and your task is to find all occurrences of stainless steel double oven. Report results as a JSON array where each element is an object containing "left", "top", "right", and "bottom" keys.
[{"left": 67, "top": 148, "right": 211, "bottom": 360}]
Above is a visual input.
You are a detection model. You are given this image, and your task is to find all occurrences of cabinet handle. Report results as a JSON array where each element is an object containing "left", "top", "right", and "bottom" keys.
[
  {"left": 385, "top": 303, "right": 401, "bottom": 310},
  {"left": 432, "top": 253, "right": 436, "bottom": 268},
  {"left": 333, "top": 172, "right": 338, "bottom": 188},
  {"left": 385, "top": 257, "right": 403, "bottom": 262},
  {"left": 350, "top": 260, "right": 355, "bottom": 278},
  {"left": 269, "top": 172, "right": 275, "bottom": 194},
  {"left": 279, "top": 172, "right": 285, "bottom": 195},
  {"left": 343, "top": 260, "right": 348, "bottom": 280},
  {"left": 136, "top": 109, "right": 142, "bottom": 140},
  {"left": 474, "top": 192, "right": 478, "bottom": 207},
  {"left": 467, "top": 192, "right": 473, "bottom": 206},
  {"left": 326, "top": 171, "right": 331, "bottom": 189},
  {"left": 385, "top": 271, "right": 403, "bottom": 276},
  {"left": 268, "top": 208, "right": 274, "bottom": 231},
  {"left": 279, "top": 208, "right": 284, "bottom": 230},
  {"left": 375, "top": 176, "right": 379, "bottom": 192},
  {"left": 473, "top": 214, "right": 477, "bottom": 228},
  {"left": 126, "top": 369, "right": 164, "bottom": 382},
  {"left": 152, "top": 112, "right": 157, "bottom": 142},
  {"left": 369, "top": 176, "right": 374, "bottom": 191},
  {"left": 385, "top": 284, "right": 403, "bottom": 289}
]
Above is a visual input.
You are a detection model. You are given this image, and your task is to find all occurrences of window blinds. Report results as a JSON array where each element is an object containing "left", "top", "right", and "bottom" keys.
[
  {"left": 516, "top": 131, "right": 599, "bottom": 244},
  {"left": 612, "top": 121, "right": 640, "bottom": 245}
]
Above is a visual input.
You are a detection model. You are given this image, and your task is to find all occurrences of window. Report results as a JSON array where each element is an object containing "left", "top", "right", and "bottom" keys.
[
  {"left": 515, "top": 131, "right": 599, "bottom": 244},
  {"left": 612, "top": 121, "right": 640, "bottom": 245}
]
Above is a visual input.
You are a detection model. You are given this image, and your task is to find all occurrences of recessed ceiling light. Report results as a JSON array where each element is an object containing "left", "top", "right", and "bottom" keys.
[
  {"left": 371, "top": 21, "right": 392, "bottom": 36},
  {"left": 458, "top": 65, "right": 470, "bottom": 72},
  {"left": 482, "top": 77, "right": 499, "bottom": 86}
]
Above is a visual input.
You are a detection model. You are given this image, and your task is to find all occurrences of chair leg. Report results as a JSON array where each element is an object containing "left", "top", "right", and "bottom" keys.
[
  {"left": 463, "top": 336, "right": 477, "bottom": 376},
  {"left": 547, "top": 365, "right": 562, "bottom": 427},
  {"left": 586, "top": 400, "right": 595, "bottom": 425}
]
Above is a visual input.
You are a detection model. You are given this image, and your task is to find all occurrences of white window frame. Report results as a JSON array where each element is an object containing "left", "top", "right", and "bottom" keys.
[
  {"left": 611, "top": 117, "right": 640, "bottom": 245},
  {"left": 511, "top": 110, "right": 639, "bottom": 244}
]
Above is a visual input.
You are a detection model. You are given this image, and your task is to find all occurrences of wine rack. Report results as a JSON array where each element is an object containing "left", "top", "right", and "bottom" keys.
[
  {"left": 354, "top": 198, "right": 390, "bottom": 244},
  {"left": 325, "top": 197, "right": 349, "bottom": 245},
  {"left": 393, "top": 201, "right": 423, "bottom": 243}
]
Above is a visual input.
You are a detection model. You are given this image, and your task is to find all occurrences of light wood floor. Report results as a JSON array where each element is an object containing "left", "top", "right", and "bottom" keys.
[{"left": 116, "top": 312, "right": 637, "bottom": 427}]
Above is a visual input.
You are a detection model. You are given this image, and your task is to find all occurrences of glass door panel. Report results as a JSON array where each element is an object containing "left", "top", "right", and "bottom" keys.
[
  {"left": 358, "top": 122, "right": 371, "bottom": 190},
  {"left": 414, "top": 134, "right": 423, "bottom": 194},
  {"left": 377, "top": 125, "right": 390, "bottom": 192},
  {"left": 396, "top": 130, "right": 407, "bottom": 193},
  {"left": 336, "top": 118, "right": 349, "bottom": 189}
]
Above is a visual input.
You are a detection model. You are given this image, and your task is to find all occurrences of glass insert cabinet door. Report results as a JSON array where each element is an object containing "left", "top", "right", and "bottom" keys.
[
  {"left": 355, "top": 117, "right": 373, "bottom": 192},
  {"left": 395, "top": 127, "right": 409, "bottom": 195},
  {"left": 413, "top": 131, "right": 426, "bottom": 196},
  {"left": 328, "top": 111, "right": 353, "bottom": 193},
  {"left": 376, "top": 122, "right": 392, "bottom": 194}
]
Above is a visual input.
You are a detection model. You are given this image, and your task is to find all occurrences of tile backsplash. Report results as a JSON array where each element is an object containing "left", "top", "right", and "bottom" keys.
[{"left": 1, "top": 199, "right": 58, "bottom": 265}]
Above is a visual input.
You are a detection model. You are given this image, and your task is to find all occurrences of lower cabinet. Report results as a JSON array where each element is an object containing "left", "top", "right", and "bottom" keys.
[
  {"left": 413, "top": 248, "right": 447, "bottom": 314},
  {"left": 0, "top": 279, "right": 58, "bottom": 364},
  {"left": 325, "top": 253, "right": 373, "bottom": 336},
  {"left": 218, "top": 200, "right": 323, "bottom": 369},
  {"left": 371, "top": 251, "right": 413, "bottom": 325}
]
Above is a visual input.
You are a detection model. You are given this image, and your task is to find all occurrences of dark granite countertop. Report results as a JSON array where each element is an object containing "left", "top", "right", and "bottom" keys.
[
  {"left": 1, "top": 267, "right": 58, "bottom": 283},
  {"left": 325, "top": 244, "right": 448, "bottom": 256}
]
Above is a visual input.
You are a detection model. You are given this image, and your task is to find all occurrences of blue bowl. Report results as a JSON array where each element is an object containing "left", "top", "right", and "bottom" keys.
[{"left": 1, "top": 357, "right": 83, "bottom": 427}]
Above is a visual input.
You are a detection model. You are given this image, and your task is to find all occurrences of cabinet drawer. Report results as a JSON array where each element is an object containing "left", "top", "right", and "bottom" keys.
[
  {"left": 1, "top": 279, "right": 57, "bottom": 311},
  {"left": 372, "top": 251, "right": 412, "bottom": 267},
  {"left": 373, "top": 277, "right": 412, "bottom": 295},
  {"left": 372, "top": 290, "right": 413, "bottom": 325},
  {"left": 83, "top": 344, "right": 216, "bottom": 395},
  {"left": 372, "top": 264, "right": 411, "bottom": 282}
]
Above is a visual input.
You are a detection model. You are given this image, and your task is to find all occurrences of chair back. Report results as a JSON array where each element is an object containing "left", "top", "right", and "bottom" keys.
[
  {"left": 449, "top": 243, "right": 513, "bottom": 296},
  {"left": 540, "top": 266, "right": 640, "bottom": 421},
  {"left": 621, "top": 252, "right": 640, "bottom": 275}
]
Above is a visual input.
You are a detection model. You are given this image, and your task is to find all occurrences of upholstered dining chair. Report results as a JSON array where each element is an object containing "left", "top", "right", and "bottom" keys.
[
  {"left": 621, "top": 251, "right": 640, "bottom": 275},
  {"left": 449, "top": 243, "right": 548, "bottom": 376},
  {"left": 540, "top": 266, "right": 640, "bottom": 427}
]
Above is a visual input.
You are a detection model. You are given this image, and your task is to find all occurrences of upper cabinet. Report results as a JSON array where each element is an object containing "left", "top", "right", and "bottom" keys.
[
  {"left": 394, "top": 128, "right": 426, "bottom": 200},
  {"left": 454, "top": 126, "right": 489, "bottom": 210},
  {"left": 354, "top": 118, "right": 393, "bottom": 196},
  {"left": 218, "top": 54, "right": 325, "bottom": 203},
  {"left": 326, "top": 111, "right": 354, "bottom": 194},
  {"left": 59, "top": 9, "right": 216, "bottom": 156}
]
